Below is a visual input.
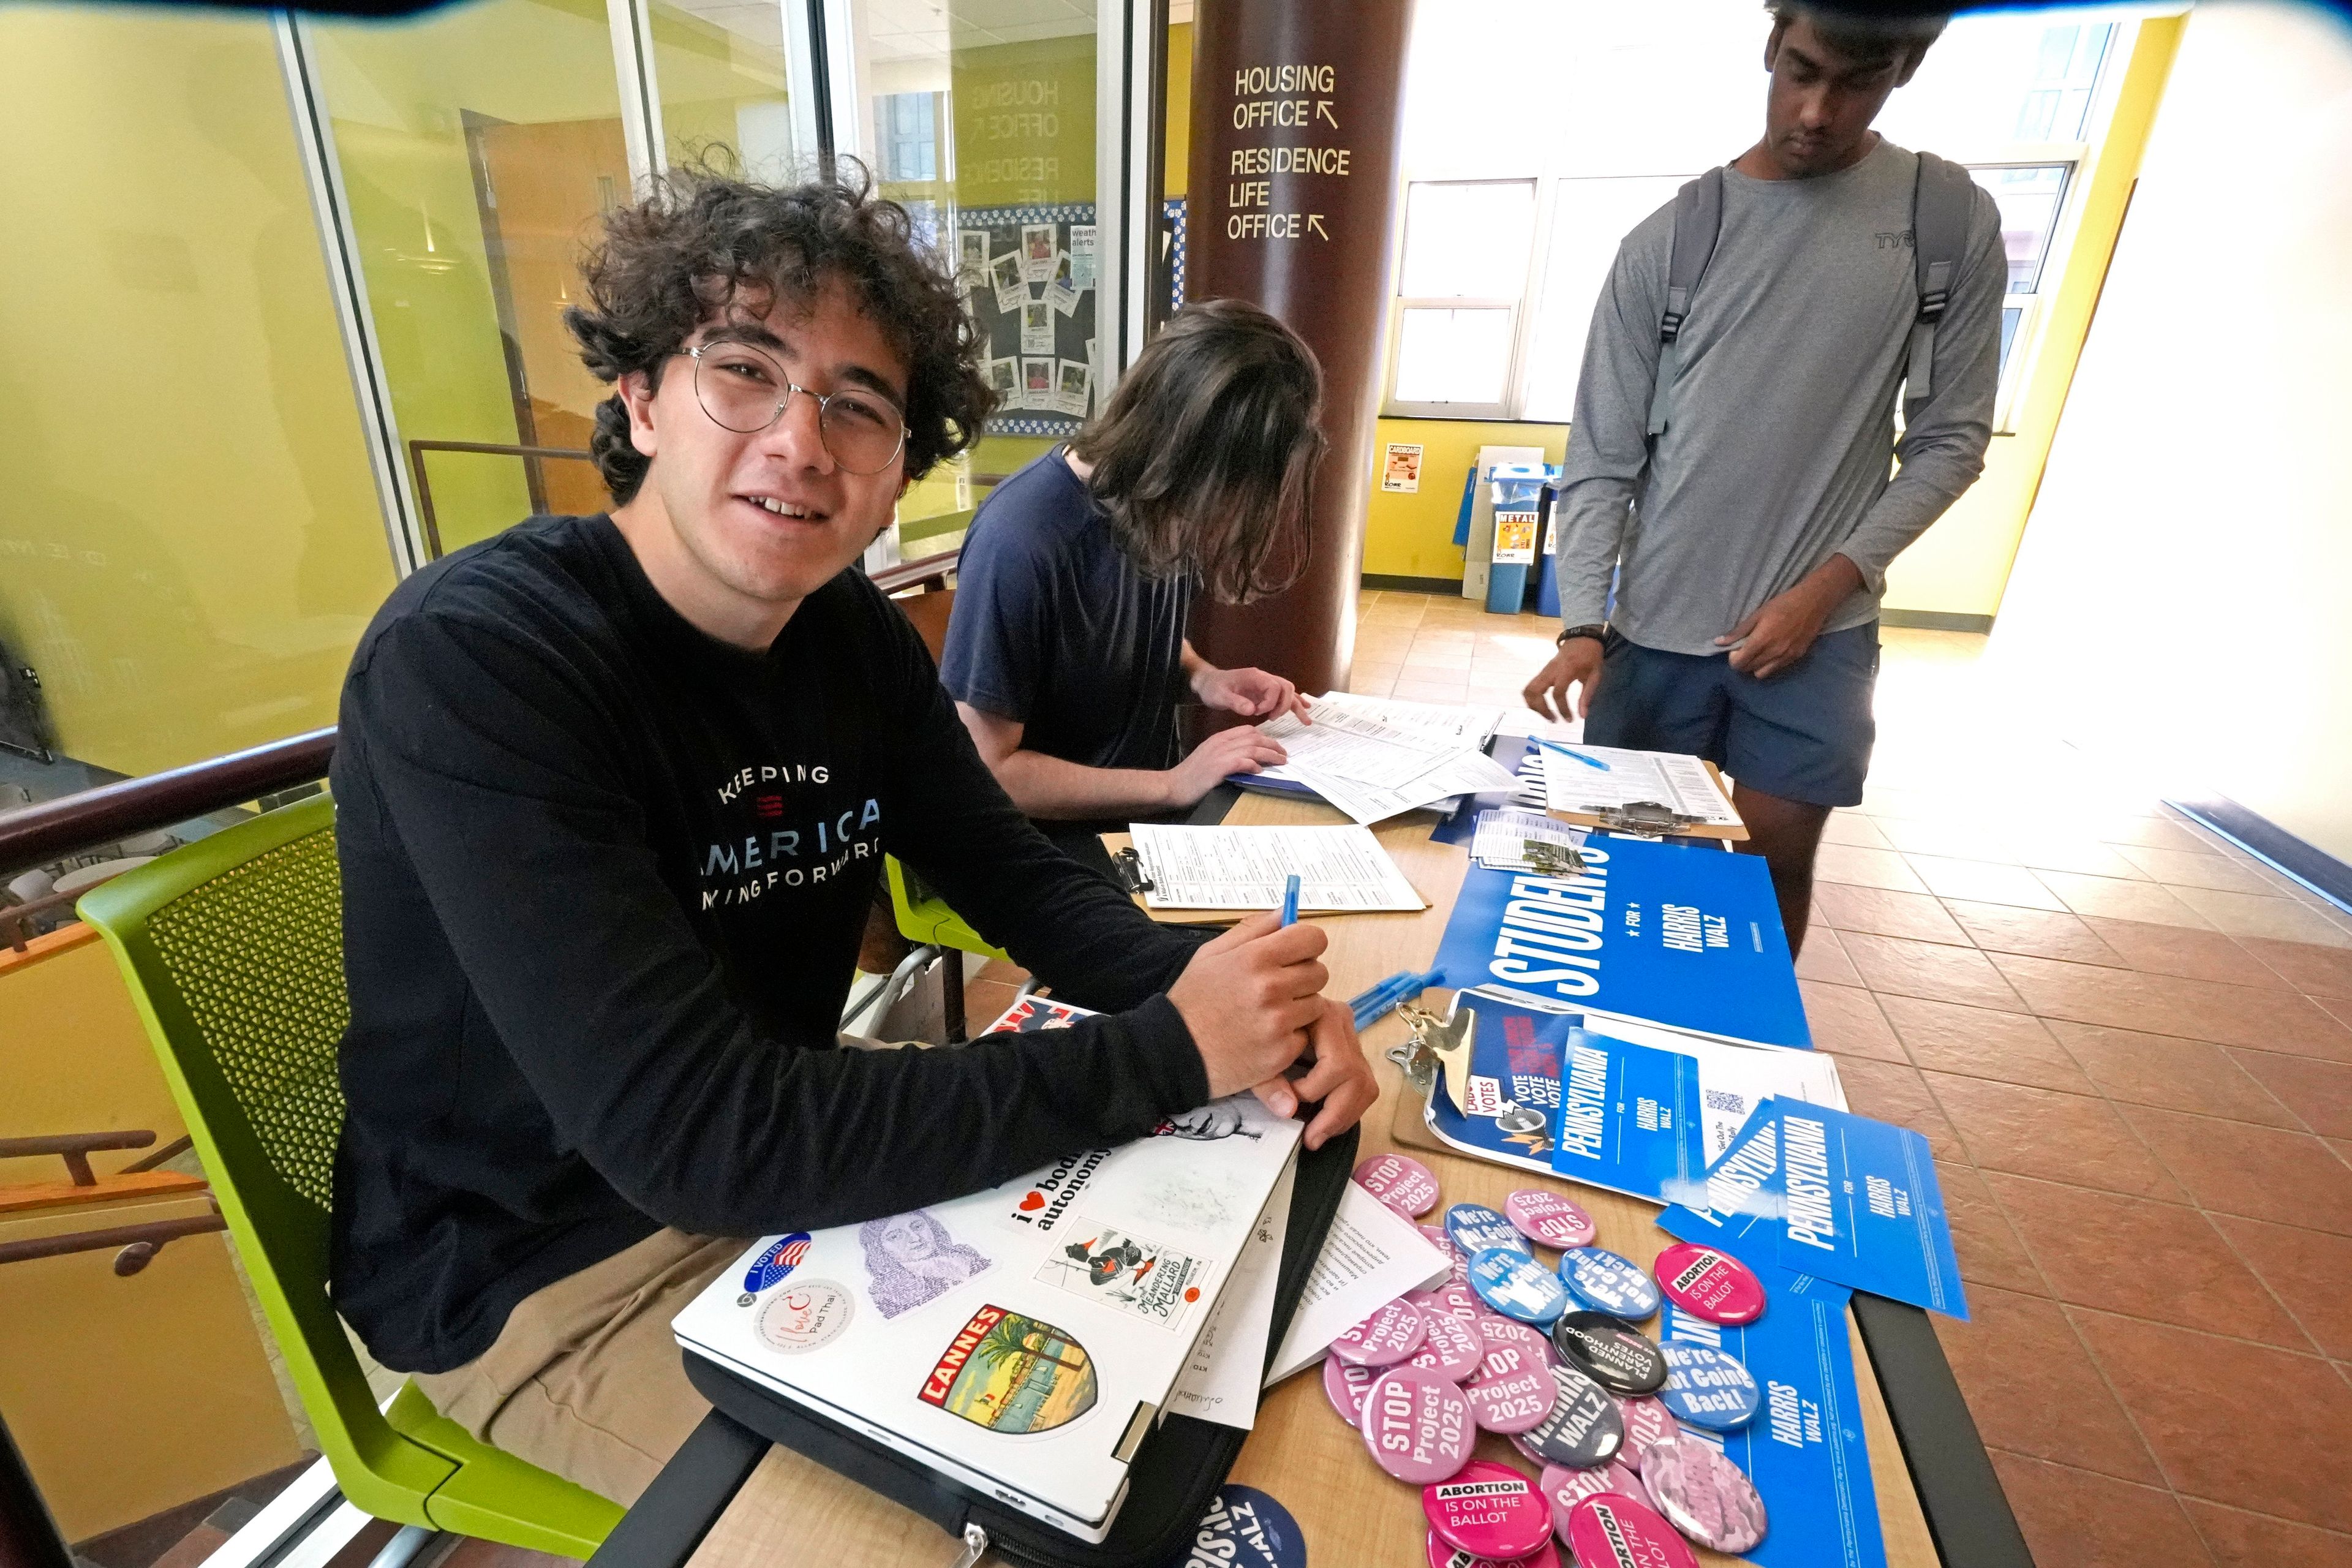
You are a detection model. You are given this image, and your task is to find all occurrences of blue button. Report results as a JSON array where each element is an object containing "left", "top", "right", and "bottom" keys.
[
  {"left": 1656, "top": 1343, "right": 1761, "bottom": 1432},
  {"left": 1189, "top": 1485, "right": 1305, "bottom": 1568},
  {"left": 1445, "top": 1202, "right": 1529, "bottom": 1259},
  {"left": 1558, "top": 1246, "right": 1662, "bottom": 1320},
  {"left": 1467, "top": 1246, "right": 1571, "bottom": 1327}
]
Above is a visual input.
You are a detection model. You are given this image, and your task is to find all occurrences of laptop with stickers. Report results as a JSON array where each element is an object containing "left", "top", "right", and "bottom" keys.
[{"left": 671, "top": 1003, "right": 1304, "bottom": 1542}]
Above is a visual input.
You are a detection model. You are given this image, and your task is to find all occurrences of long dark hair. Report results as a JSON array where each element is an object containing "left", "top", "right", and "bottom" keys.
[{"left": 1069, "top": 300, "right": 1324, "bottom": 604}]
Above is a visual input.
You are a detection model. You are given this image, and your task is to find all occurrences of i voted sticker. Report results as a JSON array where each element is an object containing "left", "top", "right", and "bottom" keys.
[
  {"left": 1615, "top": 1395, "right": 1679, "bottom": 1469},
  {"left": 1361, "top": 1365, "right": 1477, "bottom": 1484},
  {"left": 1425, "top": 1529, "right": 1560, "bottom": 1568},
  {"left": 1408, "top": 1302, "right": 1485, "bottom": 1382},
  {"left": 1506, "top": 1189, "right": 1597, "bottom": 1250},
  {"left": 1656, "top": 1343, "right": 1762, "bottom": 1432},
  {"left": 1324, "top": 1354, "right": 1379, "bottom": 1428},
  {"left": 1515, "top": 1365, "right": 1625, "bottom": 1469},
  {"left": 1468, "top": 1248, "right": 1571, "bottom": 1327},
  {"left": 1550, "top": 1313, "right": 1668, "bottom": 1396},
  {"left": 1188, "top": 1485, "right": 1308, "bottom": 1568},
  {"left": 736, "top": 1232, "right": 812, "bottom": 1303},
  {"left": 1652, "top": 1242, "right": 1767, "bottom": 1325},
  {"left": 1355, "top": 1153, "right": 1441, "bottom": 1216},
  {"left": 1563, "top": 1493, "right": 1698, "bottom": 1568},
  {"left": 1423, "top": 1460, "right": 1553, "bottom": 1560},
  {"left": 1558, "top": 1247, "right": 1662, "bottom": 1320},
  {"left": 1332, "top": 1298, "right": 1428, "bottom": 1367},
  {"left": 1541, "top": 1461, "right": 1651, "bottom": 1536},
  {"left": 1446, "top": 1202, "right": 1529, "bottom": 1259},
  {"left": 1643, "top": 1436, "right": 1768, "bottom": 1555}
]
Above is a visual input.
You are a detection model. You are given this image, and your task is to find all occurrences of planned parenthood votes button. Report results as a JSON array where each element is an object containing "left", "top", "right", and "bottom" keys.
[
  {"left": 1408, "top": 1304, "right": 1485, "bottom": 1382},
  {"left": 1447, "top": 1202, "right": 1529, "bottom": 1258},
  {"left": 1643, "top": 1436, "right": 1768, "bottom": 1554},
  {"left": 1564, "top": 1493, "right": 1699, "bottom": 1568},
  {"left": 1652, "top": 1242, "right": 1766, "bottom": 1325},
  {"left": 1516, "top": 1365, "right": 1625, "bottom": 1469},
  {"left": 1332, "top": 1298, "right": 1428, "bottom": 1366},
  {"left": 1356, "top": 1152, "right": 1442, "bottom": 1216},
  {"left": 1469, "top": 1248, "right": 1572, "bottom": 1326},
  {"left": 1426, "top": 1529, "right": 1560, "bottom": 1568},
  {"left": 1558, "top": 1247, "right": 1662, "bottom": 1319},
  {"left": 1425, "top": 1460, "right": 1553, "bottom": 1559},
  {"left": 1362, "top": 1365, "right": 1477, "bottom": 1483},
  {"left": 1324, "top": 1355, "right": 1379, "bottom": 1427},
  {"left": 1506, "top": 1188, "right": 1598, "bottom": 1248},
  {"left": 1550, "top": 1313, "right": 1668, "bottom": 1396},
  {"left": 1191, "top": 1486, "right": 1307, "bottom": 1568},
  {"left": 1656, "top": 1343, "right": 1762, "bottom": 1432}
]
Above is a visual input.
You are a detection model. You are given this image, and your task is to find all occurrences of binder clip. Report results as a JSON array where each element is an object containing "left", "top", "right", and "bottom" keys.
[
  {"left": 1109, "top": 846, "right": 1154, "bottom": 894},
  {"left": 1389, "top": 998, "right": 1476, "bottom": 1116},
  {"left": 1591, "top": 800, "right": 1702, "bottom": 836}
]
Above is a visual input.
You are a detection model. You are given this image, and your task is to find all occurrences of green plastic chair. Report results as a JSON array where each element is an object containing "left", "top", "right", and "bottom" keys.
[
  {"left": 76, "top": 793, "right": 622, "bottom": 1555},
  {"left": 883, "top": 854, "right": 1009, "bottom": 968}
]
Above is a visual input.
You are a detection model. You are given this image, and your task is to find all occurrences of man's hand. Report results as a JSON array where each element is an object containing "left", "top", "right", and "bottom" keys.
[
  {"left": 1163, "top": 724, "right": 1288, "bottom": 807},
  {"left": 1716, "top": 555, "right": 1863, "bottom": 679},
  {"left": 1169, "top": 912, "right": 1329, "bottom": 1101},
  {"left": 1194, "top": 663, "right": 1311, "bottom": 722},
  {"left": 1523, "top": 636, "right": 1605, "bottom": 722},
  {"left": 1265, "top": 997, "right": 1378, "bottom": 1149}
]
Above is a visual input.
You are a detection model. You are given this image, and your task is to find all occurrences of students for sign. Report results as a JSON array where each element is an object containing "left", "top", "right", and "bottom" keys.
[{"left": 328, "top": 166, "right": 1375, "bottom": 1507}]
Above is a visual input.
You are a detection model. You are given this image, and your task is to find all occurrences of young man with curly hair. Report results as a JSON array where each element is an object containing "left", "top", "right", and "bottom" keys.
[{"left": 327, "top": 169, "right": 1375, "bottom": 1504}]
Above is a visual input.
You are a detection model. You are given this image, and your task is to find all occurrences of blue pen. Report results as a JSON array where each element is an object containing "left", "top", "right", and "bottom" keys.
[
  {"left": 1349, "top": 966, "right": 1442, "bottom": 1031},
  {"left": 1278, "top": 873, "right": 1302, "bottom": 927},
  {"left": 1532, "top": 737, "right": 1611, "bottom": 771}
]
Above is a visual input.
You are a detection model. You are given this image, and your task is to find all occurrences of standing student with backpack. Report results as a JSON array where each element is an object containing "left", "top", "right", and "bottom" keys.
[{"left": 1523, "top": 1, "right": 2003, "bottom": 954}]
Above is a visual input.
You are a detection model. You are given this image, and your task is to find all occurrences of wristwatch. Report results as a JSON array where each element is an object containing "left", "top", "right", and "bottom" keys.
[{"left": 1556, "top": 624, "right": 1607, "bottom": 647}]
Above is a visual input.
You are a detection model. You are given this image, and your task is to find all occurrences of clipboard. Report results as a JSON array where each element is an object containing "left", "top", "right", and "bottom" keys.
[
  {"left": 1096, "top": 832, "right": 1427, "bottom": 924},
  {"left": 1540, "top": 755, "right": 1750, "bottom": 842}
]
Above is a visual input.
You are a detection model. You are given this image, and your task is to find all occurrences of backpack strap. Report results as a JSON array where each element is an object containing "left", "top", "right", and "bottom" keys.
[
  {"left": 1905, "top": 151, "right": 1979, "bottom": 418},
  {"left": 1646, "top": 167, "right": 1725, "bottom": 438}
]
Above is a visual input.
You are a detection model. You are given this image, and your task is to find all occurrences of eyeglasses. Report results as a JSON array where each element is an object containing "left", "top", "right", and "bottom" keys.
[{"left": 683, "top": 342, "right": 908, "bottom": 475}]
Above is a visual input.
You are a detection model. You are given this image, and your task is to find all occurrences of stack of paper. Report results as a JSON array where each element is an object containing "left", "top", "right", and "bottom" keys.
[
  {"left": 1250, "top": 694, "right": 1518, "bottom": 824},
  {"left": 1126, "top": 823, "right": 1424, "bottom": 912},
  {"left": 1534, "top": 742, "right": 1741, "bottom": 828},
  {"left": 1470, "top": 807, "right": 1588, "bottom": 873}
]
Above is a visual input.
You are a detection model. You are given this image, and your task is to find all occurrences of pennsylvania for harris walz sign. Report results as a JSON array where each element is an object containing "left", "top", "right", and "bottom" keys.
[{"left": 1434, "top": 836, "right": 1811, "bottom": 1047}]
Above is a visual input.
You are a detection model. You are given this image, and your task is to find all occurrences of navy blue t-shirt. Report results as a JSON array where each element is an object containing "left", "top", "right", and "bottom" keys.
[{"left": 941, "top": 448, "right": 1193, "bottom": 777}]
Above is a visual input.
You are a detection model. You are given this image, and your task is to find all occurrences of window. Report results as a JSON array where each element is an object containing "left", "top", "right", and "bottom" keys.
[{"left": 1382, "top": 2, "right": 2135, "bottom": 431}]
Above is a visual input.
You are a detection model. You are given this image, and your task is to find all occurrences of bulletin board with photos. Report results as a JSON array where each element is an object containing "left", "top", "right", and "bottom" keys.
[{"left": 955, "top": 202, "right": 1100, "bottom": 437}]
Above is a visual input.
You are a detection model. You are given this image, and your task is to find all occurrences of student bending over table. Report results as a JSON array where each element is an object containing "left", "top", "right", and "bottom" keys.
[
  {"left": 941, "top": 300, "right": 1324, "bottom": 878},
  {"left": 326, "top": 167, "right": 1376, "bottom": 1508}
]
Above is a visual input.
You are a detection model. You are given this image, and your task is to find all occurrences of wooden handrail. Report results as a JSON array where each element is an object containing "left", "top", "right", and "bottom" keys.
[
  {"left": 409, "top": 439, "right": 597, "bottom": 561},
  {"left": 870, "top": 546, "right": 959, "bottom": 595},
  {"left": 0, "top": 1131, "right": 157, "bottom": 1188},
  {"left": 0, "top": 727, "right": 335, "bottom": 880}
]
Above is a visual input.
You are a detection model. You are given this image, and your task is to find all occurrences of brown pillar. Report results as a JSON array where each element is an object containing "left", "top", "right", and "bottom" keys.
[{"left": 1183, "top": 0, "right": 1415, "bottom": 698}]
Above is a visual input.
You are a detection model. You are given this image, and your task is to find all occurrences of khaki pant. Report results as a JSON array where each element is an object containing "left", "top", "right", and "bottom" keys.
[{"left": 414, "top": 1227, "right": 749, "bottom": 1507}]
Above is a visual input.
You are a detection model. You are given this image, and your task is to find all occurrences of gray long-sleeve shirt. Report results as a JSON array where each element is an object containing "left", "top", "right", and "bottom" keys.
[{"left": 1553, "top": 139, "right": 2003, "bottom": 654}]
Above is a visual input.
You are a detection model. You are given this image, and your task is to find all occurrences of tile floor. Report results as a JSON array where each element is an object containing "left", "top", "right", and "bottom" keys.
[{"left": 1335, "top": 589, "right": 2352, "bottom": 1567}]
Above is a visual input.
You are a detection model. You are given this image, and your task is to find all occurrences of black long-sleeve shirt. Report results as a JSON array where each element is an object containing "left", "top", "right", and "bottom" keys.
[{"left": 329, "top": 514, "right": 1212, "bottom": 1373}]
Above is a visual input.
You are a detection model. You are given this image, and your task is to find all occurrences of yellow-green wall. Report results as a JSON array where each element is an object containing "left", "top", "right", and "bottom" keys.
[
  {"left": 1361, "top": 420, "right": 1566, "bottom": 581},
  {"left": 0, "top": 7, "right": 395, "bottom": 778},
  {"left": 1166, "top": 21, "right": 1193, "bottom": 198}
]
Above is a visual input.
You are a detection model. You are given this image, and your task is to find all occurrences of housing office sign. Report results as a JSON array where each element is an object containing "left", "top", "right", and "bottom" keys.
[{"left": 1218, "top": 64, "right": 1354, "bottom": 242}]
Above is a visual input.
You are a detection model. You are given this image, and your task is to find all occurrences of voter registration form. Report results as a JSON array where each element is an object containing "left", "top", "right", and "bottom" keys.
[{"left": 1126, "top": 823, "right": 1426, "bottom": 912}]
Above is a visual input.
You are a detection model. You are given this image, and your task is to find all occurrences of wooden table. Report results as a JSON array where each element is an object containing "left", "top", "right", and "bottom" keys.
[{"left": 669, "top": 791, "right": 1986, "bottom": 1567}]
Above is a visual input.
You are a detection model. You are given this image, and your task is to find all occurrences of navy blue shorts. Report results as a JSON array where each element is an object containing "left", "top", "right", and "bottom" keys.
[{"left": 1581, "top": 624, "right": 1880, "bottom": 809}]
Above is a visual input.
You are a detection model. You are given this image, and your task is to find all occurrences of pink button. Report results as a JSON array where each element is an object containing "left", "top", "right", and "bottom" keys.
[
  {"left": 1466, "top": 1363, "right": 1555, "bottom": 1434},
  {"left": 1641, "top": 1434, "right": 1768, "bottom": 1554},
  {"left": 1424, "top": 1460, "right": 1553, "bottom": 1559},
  {"left": 1541, "top": 1463, "right": 1649, "bottom": 1538},
  {"left": 1331, "top": 1298, "right": 1428, "bottom": 1367},
  {"left": 1562, "top": 1492, "right": 1698, "bottom": 1568},
  {"left": 1616, "top": 1396, "right": 1679, "bottom": 1469},
  {"left": 1507, "top": 1188, "right": 1598, "bottom": 1249},
  {"left": 1409, "top": 1302, "right": 1485, "bottom": 1382},
  {"left": 1360, "top": 1365, "right": 1477, "bottom": 1484},
  {"left": 1356, "top": 1152, "right": 1442, "bottom": 1216},
  {"left": 1425, "top": 1529, "right": 1560, "bottom": 1568},
  {"left": 1476, "top": 1316, "right": 1555, "bottom": 1367},
  {"left": 1652, "top": 1242, "right": 1768, "bottom": 1325},
  {"left": 1324, "top": 1354, "right": 1379, "bottom": 1428},
  {"left": 1420, "top": 1226, "right": 1471, "bottom": 1286}
]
